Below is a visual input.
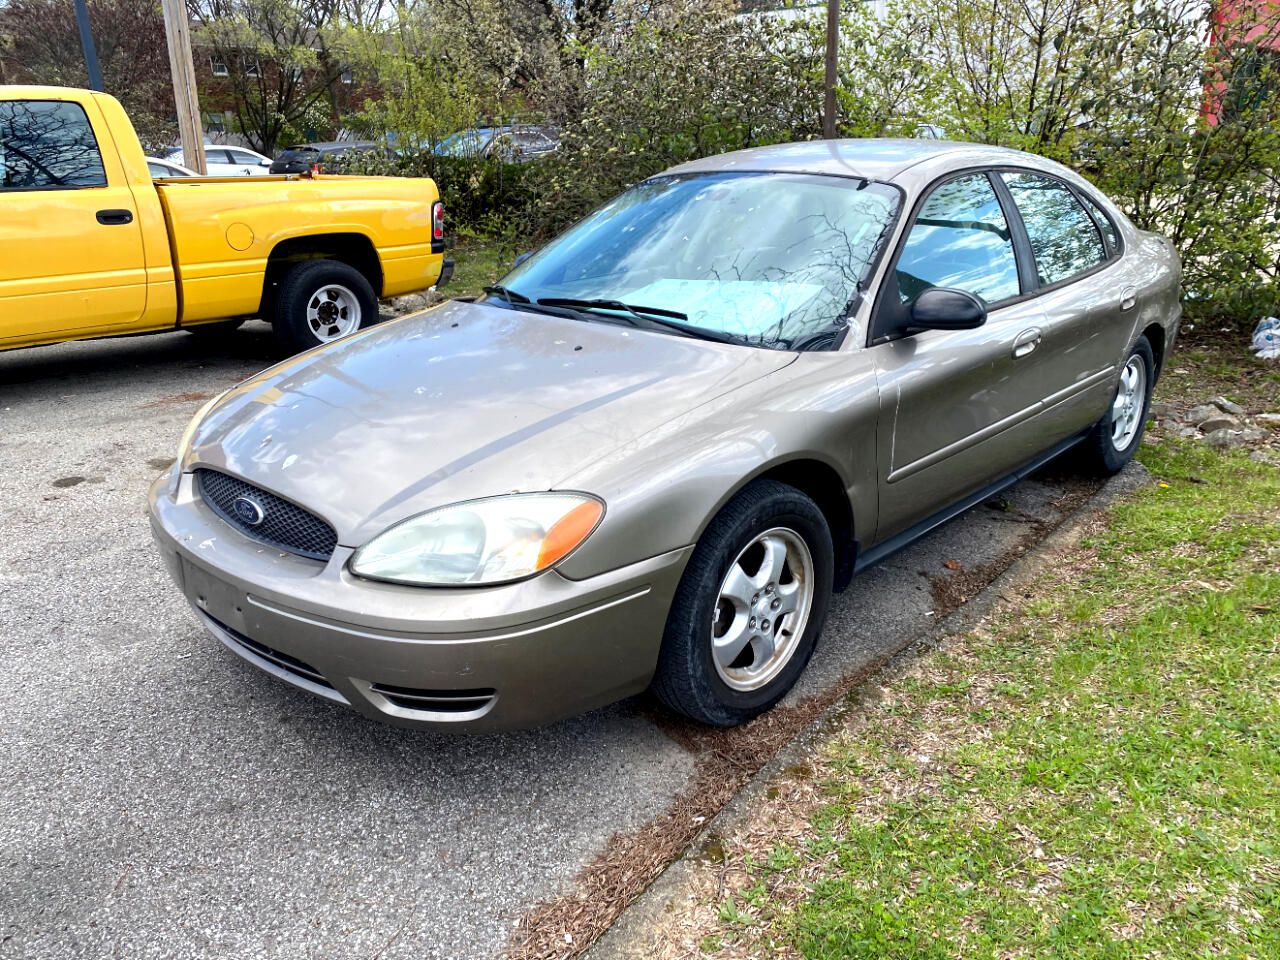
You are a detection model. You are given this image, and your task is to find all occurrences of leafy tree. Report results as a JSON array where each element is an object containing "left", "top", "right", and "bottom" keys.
[
  {"left": 186, "top": 0, "right": 380, "bottom": 153},
  {"left": 834, "top": 0, "right": 1280, "bottom": 322},
  {"left": 0, "top": 0, "right": 175, "bottom": 150},
  {"left": 526, "top": 0, "right": 823, "bottom": 234}
]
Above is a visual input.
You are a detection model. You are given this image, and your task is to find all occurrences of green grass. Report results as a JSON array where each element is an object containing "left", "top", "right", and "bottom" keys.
[
  {"left": 447, "top": 235, "right": 517, "bottom": 299},
  {"left": 717, "top": 439, "right": 1280, "bottom": 959}
]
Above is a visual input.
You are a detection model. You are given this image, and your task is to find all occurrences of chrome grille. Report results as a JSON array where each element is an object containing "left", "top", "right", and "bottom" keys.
[{"left": 195, "top": 469, "right": 337, "bottom": 561}]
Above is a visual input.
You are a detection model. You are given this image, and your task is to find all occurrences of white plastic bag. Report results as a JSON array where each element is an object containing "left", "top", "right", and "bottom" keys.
[{"left": 1254, "top": 316, "right": 1280, "bottom": 360}]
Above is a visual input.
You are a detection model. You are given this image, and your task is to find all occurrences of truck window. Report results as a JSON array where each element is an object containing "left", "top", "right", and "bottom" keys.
[{"left": 0, "top": 100, "right": 108, "bottom": 191}]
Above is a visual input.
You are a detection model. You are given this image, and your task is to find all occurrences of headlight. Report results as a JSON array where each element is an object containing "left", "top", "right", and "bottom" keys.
[
  {"left": 176, "top": 390, "right": 228, "bottom": 463},
  {"left": 349, "top": 493, "right": 605, "bottom": 586}
]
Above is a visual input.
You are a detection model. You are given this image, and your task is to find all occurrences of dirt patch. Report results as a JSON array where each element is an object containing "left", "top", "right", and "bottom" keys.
[
  {"left": 507, "top": 476, "right": 1105, "bottom": 960},
  {"left": 146, "top": 457, "right": 176, "bottom": 471},
  {"left": 930, "top": 482, "right": 1100, "bottom": 617},
  {"left": 142, "top": 391, "right": 214, "bottom": 408}
]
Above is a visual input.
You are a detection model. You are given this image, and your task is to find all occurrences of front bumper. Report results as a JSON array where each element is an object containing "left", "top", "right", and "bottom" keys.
[{"left": 149, "top": 471, "right": 691, "bottom": 733}]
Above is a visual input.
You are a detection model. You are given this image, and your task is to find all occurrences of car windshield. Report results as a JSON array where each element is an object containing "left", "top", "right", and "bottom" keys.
[{"left": 495, "top": 172, "right": 900, "bottom": 349}]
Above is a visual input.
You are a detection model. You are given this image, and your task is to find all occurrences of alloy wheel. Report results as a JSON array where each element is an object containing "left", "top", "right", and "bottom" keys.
[
  {"left": 710, "top": 526, "right": 815, "bottom": 692},
  {"left": 1110, "top": 354, "right": 1147, "bottom": 451}
]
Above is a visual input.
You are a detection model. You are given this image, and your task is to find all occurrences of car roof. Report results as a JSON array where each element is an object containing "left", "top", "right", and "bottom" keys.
[
  {"left": 284, "top": 141, "right": 374, "bottom": 151},
  {"left": 660, "top": 139, "right": 1047, "bottom": 184}
]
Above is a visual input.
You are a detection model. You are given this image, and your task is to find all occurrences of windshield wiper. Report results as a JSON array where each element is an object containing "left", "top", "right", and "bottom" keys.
[
  {"left": 536, "top": 297, "right": 741, "bottom": 345},
  {"left": 481, "top": 285, "right": 590, "bottom": 321},
  {"left": 483, "top": 284, "right": 531, "bottom": 304}
]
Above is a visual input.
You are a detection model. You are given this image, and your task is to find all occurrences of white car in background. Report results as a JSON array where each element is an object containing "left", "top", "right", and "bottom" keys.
[
  {"left": 165, "top": 145, "right": 272, "bottom": 176},
  {"left": 145, "top": 156, "right": 198, "bottom": 178}
]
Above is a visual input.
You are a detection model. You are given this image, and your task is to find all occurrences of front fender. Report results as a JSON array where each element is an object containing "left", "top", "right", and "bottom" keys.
[{"left": 555, "top": 351, "right": 880, "bottom": 580}]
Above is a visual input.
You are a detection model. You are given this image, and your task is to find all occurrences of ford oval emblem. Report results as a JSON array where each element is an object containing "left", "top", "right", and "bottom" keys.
[{"left": 232, "top": 495, "right": 266, "bottom": 527}]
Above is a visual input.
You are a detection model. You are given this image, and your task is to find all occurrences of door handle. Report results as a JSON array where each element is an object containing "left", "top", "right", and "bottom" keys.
[
  {"left": 96, "top": 208, "right": 134, "bottom": 225},
  {"left": 1119, "top": 285, "right": 1137, "bottom": 311},
  {"left": 1013, "top": 327, "right": 1043, "bottom": 359}
]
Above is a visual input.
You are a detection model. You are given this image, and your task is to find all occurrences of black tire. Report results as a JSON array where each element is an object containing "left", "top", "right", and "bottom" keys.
[
  {"left": 1077, "top": 335, "right": 1155, "bottom": 476},
  {"left": 184, "top": 318, "right": 244, "bottom": 339},
  {"left": 651, "top": 479, "right": 834, "bottom": 726},
  {"left": 270, "top": 259, "right": 377, "bottom": 355}
]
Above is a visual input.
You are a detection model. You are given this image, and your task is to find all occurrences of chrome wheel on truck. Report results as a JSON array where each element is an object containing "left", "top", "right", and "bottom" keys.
[
  {"left": 305, "top": 283, "right": 362, "bottom": 342},
  {"left": 272, "top": 259, "right": 377, "bottom": 355}
]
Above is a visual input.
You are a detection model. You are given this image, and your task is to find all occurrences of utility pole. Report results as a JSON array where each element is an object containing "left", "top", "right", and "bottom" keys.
[
  {"left": 159, "top": 0, "right": 207, "bottom": 174},
  {"left": 73, "top": 0, "right": 104, "bottom": 91},
  {"left": 824, "top": 0, "right": 839, "bottom": 139}
]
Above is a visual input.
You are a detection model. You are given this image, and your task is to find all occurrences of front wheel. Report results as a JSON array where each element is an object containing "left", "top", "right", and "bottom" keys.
[
  {"left": 651, "top": 479, "right": 834, "bottom": 726},
  {"left": 1077, "top": 335, "right": 1155, "bottom": 475},
  {"left": 271, "top": 260, "right": 377, "bottom": 355}
]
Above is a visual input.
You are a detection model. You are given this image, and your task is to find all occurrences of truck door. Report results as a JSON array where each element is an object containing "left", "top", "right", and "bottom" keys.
[{"left": 0, "top": 97, "right": 147, "bottom": 345}]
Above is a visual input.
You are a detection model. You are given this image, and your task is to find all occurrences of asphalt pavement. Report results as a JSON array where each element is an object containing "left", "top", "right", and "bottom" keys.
[{"left": 0, "top": 321, "right": 1098, "bottom": 959}]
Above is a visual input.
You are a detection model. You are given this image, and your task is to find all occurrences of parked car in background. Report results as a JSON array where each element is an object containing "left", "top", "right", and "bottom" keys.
[
  {"left": 146, "top": 156, "right": 197, "bottom": 178},
  {"left": 434, "top": 125, "right": 559, "bottom": 162},
  {"left": 150, "top": 139, "right": 1180, "bottom": 734},
  {"left": 166, "top": 144, "right": 272, "bottom": 176},
  {"left": 270, "top": 142, "right": 382, "bottom": 175},
  {"left": 1, "top": 86, "right": 450, "bottom": 355}
]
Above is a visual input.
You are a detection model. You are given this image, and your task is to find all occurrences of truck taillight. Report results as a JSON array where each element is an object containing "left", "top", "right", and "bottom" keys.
[{"left": 432, "top": 201, "right": 445, "bottom": 241}]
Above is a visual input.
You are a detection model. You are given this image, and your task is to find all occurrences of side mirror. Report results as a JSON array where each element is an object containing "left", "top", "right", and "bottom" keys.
[
  {"left": 909, "top": 287, "right": 988, "bottom": 331},
  {"left": 260, "top": 159, "right": 271, "bottom": 167},
  {"left": 513, "top": 251, "right": 533, "bottom": 267}
]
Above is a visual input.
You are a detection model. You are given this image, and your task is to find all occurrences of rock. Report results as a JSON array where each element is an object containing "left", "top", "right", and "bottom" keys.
[
  {"left": 1150, "top": 401, "right": 1181, "bottom": 420},
  {"left": 388, "top": 293, "right": 432, "bottom": 315},
  {"left": 1258, "top": 412, "right": 1280, "bottom": 424},
  {"left": 1198, "top": 414, "right": 1241, "bottom": 433},
  {"left": 1211, "top": 396, "right": 1245, "bottom": 416},
  {"left": 1203, "top": 428, "right": 1245, "bottom": 448},
  {"left": 1175, "top": 426, "right": 1200, "bottom": 439},
  {"left": 1241, "top": 426, "right": 1268, "bottom": 443},
  {"left": 1187, "top": 403, "right": 1220, "bottom": 424}
]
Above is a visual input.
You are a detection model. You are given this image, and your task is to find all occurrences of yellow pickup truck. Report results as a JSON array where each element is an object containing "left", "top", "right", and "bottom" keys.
[{"left": 0, "top": 86, "right": 450, "bottom": 355}]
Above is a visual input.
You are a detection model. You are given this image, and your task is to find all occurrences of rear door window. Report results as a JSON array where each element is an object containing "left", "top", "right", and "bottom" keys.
[
  {"left": 1001, "top": 172, "right": 1107, "bottom": 286},
  {"left": 895, "top": 173, "right": 1021, "bottom": 305},
  {"left": 0, "top": 100, "right": 107, "bottom": 190}
]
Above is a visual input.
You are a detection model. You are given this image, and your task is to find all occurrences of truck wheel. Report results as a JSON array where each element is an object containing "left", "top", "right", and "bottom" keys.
[
  {"left": 271, "top": 260, "right": 376, "bottom": 355},
  {"left": 650, "top": 479, "right": 834, "bottom": 727}
]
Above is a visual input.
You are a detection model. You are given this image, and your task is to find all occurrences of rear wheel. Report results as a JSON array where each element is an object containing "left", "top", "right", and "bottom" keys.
[
  {"left": 1077, "top": 336, "right": 1154, "bottom": 475},
  {"left": 651, "top": 479, "right": 833, "bottom": 726},
  {"left": 271, "top": 260, "right": 376, "bottom": 355}
]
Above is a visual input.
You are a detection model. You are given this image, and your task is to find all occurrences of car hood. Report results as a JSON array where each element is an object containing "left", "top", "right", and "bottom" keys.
[{"left": 187, "top": 299, "right": 795, "bottom": 546}]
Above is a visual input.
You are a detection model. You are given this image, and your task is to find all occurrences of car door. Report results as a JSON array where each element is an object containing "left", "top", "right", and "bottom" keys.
[
  {"left": 0, "top": 96, "right": 148, "bottom": 343},
  {"left": 996, "top": 170, "right": 1134, "bottom": 439},
  {"left": 868, "top": 171, "right": 1059, "bottom": 542},
  {"left": 226, "top": 148, "right": 265, "bottom": 175},
  {"left": 202, "top": 148, "right": 235, "bottom": 175}
]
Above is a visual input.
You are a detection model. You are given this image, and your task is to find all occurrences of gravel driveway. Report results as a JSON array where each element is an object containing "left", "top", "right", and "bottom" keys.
[{"left": 0, "top": 321, "right": 1098, "bottom": 960}]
